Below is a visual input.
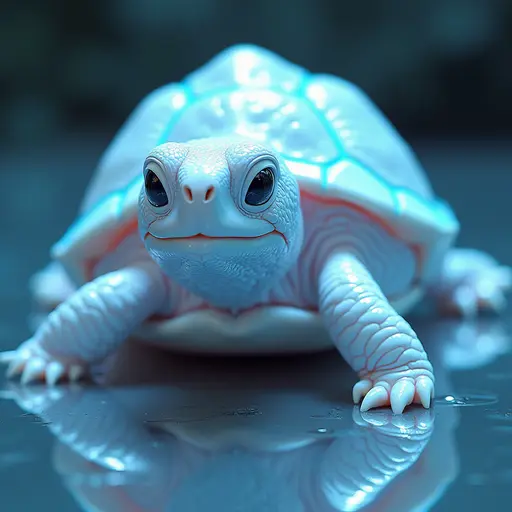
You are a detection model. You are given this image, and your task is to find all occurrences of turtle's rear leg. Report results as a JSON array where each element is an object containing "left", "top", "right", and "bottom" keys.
[
  {"left": 4, "top": 262, "right": 167, "bottom": 385},
  {"left": 29, "top": 262, "right": 76, "bottom": 311},
  {"left": 28, "top": 262, "right": 76, "bottom": 332},
  {"left": 317, "top": 252, "right": 434, "bottom": 414},
  {"left": 428, "top": 248, "right": 511, "bottom": 317}
]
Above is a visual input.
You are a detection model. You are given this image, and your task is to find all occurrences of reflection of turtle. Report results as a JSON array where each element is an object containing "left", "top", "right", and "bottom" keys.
[
  {"left": 6, "top": 315, "right": 508, "bottom": 511},
  {"left": 4, "top": 45, "right": 510, "bottom": 413},
  {"left": 7, "top": 381, "right": 435, "bottom": 512}
]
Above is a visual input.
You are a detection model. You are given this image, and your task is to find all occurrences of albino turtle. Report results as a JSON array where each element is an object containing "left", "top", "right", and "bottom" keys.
[{"left": 4, "top": 45, "right": 511, "bottom": 414}]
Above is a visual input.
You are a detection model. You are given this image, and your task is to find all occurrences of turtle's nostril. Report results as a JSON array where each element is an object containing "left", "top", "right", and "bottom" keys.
[
  {"left": 204, "top": 185, "right": 215, "bottom": 203},
  {"left": 182, "top": 184, "right": 215, "bottom": 203},
  {"left": 183, "top": 185, "right": 193, "bottom": 203}
]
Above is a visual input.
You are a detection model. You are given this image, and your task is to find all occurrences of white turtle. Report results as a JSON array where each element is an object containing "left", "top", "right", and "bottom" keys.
[{"left": 5, "top": 45, "right": 510, "bottom": 413}]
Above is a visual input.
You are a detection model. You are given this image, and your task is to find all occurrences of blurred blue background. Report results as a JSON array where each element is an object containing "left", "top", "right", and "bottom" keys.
[
  {"left": 1, "top": 0, "right": 511, "bottom": 147},
  {"left": 0, "top": 0, "right": 511, "bottom": 345}
]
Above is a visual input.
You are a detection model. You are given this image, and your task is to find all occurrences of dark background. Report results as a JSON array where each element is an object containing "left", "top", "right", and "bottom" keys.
[{"left": 1, "top": 0, "right": 512, "bottom": 147}]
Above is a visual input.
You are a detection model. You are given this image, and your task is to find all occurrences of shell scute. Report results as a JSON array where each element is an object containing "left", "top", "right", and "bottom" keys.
[
  {"left": 54, "top": 45, "right": 459, "bottom": 287},
  {"left": 185, "top": 44, "right": 306, "bottom": 95},
  {"left": 304, "top": 74, "right": 433, "bottom": 200},
  {"left": 165, "top": 89, "right": 340, "bottom": 165}
]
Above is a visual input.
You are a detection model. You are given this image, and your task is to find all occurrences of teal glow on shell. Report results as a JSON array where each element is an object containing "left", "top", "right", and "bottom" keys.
[{"left": 56, "top": 45, "right": 459, "bottom": 260}]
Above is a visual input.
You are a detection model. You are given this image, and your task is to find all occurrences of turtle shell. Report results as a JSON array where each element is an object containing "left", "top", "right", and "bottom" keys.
[{"left": 52, "top": 44, "right": 459, "bottom": 286}]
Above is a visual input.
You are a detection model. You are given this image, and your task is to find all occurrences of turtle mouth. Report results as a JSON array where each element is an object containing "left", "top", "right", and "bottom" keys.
[{"left": 144, "top": 231, "right": 287, "bottom": 244}]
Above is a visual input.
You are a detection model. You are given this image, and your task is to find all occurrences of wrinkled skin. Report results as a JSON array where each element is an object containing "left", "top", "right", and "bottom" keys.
[
  {"left": 3, "top": 137, "right": 511, "bottom": 415},
  {"left": 139, "top": 138, "right": 303, "bottom": 311}
]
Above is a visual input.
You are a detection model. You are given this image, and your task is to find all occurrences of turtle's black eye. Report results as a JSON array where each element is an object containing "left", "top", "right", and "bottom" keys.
[
  {"left": 145, "top": 170, "right": 168, "bottom": 207},
  {"left": 244, "top": 167, "right": 275, "bottom": 206}
]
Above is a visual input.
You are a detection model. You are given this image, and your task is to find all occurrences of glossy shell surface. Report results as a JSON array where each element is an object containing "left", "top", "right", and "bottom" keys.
[{"left": 53, "top": 45, "right": 459, "bottom": 286}]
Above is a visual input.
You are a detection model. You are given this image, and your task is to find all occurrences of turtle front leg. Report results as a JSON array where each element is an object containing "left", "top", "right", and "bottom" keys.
[
  {"left": 318, "top": 252, "right": 434, "bottom": 414},
  {"left": 5, "top": 262, "right": 167, "bottom": 385}
]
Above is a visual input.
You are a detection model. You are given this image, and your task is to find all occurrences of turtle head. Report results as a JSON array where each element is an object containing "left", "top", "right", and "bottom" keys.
[{"left": 138, "top": 137, "right": 303, "bottom": 310}]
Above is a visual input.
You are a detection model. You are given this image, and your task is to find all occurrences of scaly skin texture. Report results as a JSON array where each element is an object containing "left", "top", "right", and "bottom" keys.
[
  {"left": 140, "top": 143, "right": 434, "bottom": 416},
  {"left": 318, "top": 253, "right": 434, "bottom": 413},
  {"left": 320, "top": 408, "right": 433, "bottom": 510},
  {"left": 140, "top": 138, "right": 302, "bottom": 312},
  {"left": 4, "top": 138, "right": 509, "bottom": 416},
  {"left": 29, "top": 245, "right": 510, "bottom": 321},
  {"left": 7, "top": 262, "right": 167, "bottom": 384}
]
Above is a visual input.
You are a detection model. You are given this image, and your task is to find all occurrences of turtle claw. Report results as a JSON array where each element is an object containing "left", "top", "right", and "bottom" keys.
[
  {"left": 360, "top": 385, "right": 389, "bottom": 412},
  {"left": 6, "top": 358, "right": 26, "bottom": 379},
  {"left": 21, "top": 357, "right": 46, "bottom": 384},
  {"left": 352, "top": 379, "right": 372, "bottom": 404},
  {"left": 390, "top": 379, "right": 416, "bottom": 414},
  {"left": 438, "top": 251, "right": 512, "bottom": 317},
  {"left": 448, "top": 283, "right": 509, "bottom": 317},
  {"left": 46, "top": 361, "right": 66, "bottom": 386},
  {"left": 5, "top": 339, "right": 88, "bottom": 386},
  {"left": 416, "top": 375, "right": 434, "bottom": 409},
  {"left": 450, "top": 285, "right": 478, "bottom": 317},
  {"left": 69, "top": 365, "right": 85, "bottom": 382},
  {"left": 354, "top": 374, "right": 434, "bottom": 414}
]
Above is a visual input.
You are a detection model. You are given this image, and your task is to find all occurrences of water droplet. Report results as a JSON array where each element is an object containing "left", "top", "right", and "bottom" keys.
[
  {"left": 435, "top": 393, "right": 498, "bottom": 407},
  {"left": 308, "top": 427, "right": 334, "bottom": 434}
]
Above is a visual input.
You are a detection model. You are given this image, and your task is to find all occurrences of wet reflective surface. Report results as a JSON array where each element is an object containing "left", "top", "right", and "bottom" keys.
[{"left": 1, "top": 315, "right": 512, "bottom": 511}]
